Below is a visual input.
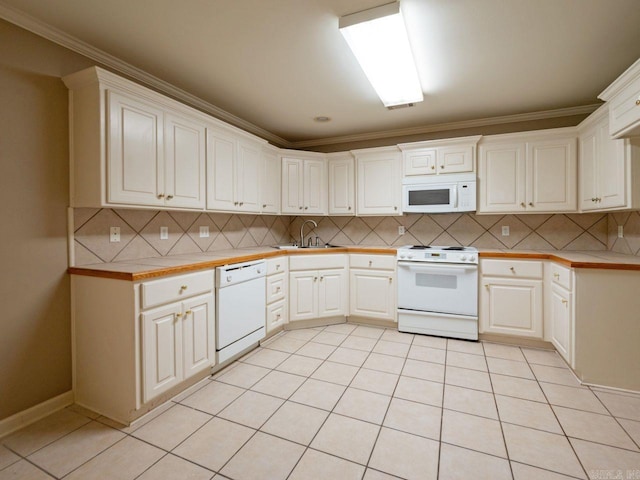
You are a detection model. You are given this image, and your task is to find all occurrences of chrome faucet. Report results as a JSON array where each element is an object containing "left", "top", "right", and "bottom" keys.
[{"left": 300, "top": 219, "right": 318, "bottom": 247}]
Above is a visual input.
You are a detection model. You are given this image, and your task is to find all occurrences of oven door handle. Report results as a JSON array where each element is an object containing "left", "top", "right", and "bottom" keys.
[{"left": 397, "top": 261, "right": 477, "bottom": 272}]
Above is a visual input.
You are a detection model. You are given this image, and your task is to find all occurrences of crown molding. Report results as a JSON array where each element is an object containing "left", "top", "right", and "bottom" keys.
[
  {"left": 0, "top": 2, "right": 292, "bottom": 148},
  {"left": 290, "top": 103, "right": 601, "bottom": 149}
]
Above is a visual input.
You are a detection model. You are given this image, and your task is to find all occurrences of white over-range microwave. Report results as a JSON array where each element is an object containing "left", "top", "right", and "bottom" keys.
[{"left": 402, "top": 173, "right": 477, "bottom": 213}]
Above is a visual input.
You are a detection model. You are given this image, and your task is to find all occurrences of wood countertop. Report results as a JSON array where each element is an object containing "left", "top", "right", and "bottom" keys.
[{"left": 68, "top": 246, "right": 640, "bottom": 281}]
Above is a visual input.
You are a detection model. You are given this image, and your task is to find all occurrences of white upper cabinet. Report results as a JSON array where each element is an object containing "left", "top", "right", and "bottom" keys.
[
  {"left": 354, "top": 147, "right": 402, "bottom": 215},
  {"left": 261, "top": 146, "right": 281, "bottom": 214},
  {"left": 478, "top": 129, "right": 577, "bottom": 214},
  {"left": 399, "top": 136, "right": 480, "bottom": 176},
  {"left": 328, "top": 153, "right": 355, "bottom": 215},
  {"left": 281, "top": 152, "right": 327, "bottom": 215},
  {"left": 599, "top": 58, "right": 640, "bottom": 138}
]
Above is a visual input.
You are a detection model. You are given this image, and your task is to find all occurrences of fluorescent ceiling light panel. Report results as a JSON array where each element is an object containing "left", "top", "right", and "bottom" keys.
[{"left": 339, "top": 2, "right": 423, "bottom": 107}]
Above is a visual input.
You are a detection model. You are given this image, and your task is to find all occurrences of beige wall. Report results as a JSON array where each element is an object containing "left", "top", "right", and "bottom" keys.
[{"left": 0, "top": 20, "right": 94, "bottom": 420}]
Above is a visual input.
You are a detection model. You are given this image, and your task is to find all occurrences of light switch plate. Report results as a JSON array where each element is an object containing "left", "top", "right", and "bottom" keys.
[
  {"left": 618, "top": 225, "right": 624, "bottom": 238},
  {"left": 501, "top": 226, "right": 510, "bottom": 236},
  {"left": 199, "top": 226, "right": 210, "bottom": 238},
  {"left": 109, "top": 226, "right": 120, "bottom": 243},
  {"left": 160, "top": 226, "right": 169, "bottom": 240}
]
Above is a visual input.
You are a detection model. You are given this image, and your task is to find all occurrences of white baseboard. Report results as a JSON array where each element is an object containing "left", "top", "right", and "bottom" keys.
[{"left": 0, "top": 391, "right": 74, "bottom": 439}]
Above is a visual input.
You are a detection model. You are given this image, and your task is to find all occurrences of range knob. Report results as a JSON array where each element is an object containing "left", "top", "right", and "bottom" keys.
[
  {"left": 399, "top": 254, "right": 406, "bottom": 259},
  {"left": 461, "top": 255, "right": 468, "bottom": 262},
  {"left": 469, "top": 256, "right": 476, "bottom": 262},
  {"left": 408, "top": 254, "right": 414, "bottom": 259}
]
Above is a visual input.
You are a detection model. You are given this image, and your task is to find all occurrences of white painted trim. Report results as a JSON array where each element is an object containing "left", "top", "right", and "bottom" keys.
[{"left": 0, "top": 391, "right": 74, "bottom": 439}]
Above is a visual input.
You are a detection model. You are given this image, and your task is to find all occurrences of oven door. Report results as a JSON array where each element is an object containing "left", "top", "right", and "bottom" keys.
[
  {"left": 403, "top": 183, "right": 457, "bottom": 213},
  {"left": 397, "top": 261, "right": 478, "bottom": 316}
]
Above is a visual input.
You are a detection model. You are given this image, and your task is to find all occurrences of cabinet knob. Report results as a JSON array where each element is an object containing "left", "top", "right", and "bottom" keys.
[
  {"left": 520, "top": 202, "right": 525, "bottom": 208},
  {"left": 389, "top": 277, "right": 392, "bottom": 283},
  {"left": 175, "top": 313, "right": 182, "bottom": 318},
  {"left": 562, "top": 299, "right": 568, "bottom": 305},
  {"left": 348, "top": 206, "right": 352, "bottom": 210},
  {"left": 180, "top": 285, "right": 188, "bottom": 290},
  {"left": 263, "top": 204, "right": 267, "bottom": 208},
  {"left": 166, "top": 195, "right": 173, "bottom": 200},
  {"left": 320, "top": 276, "right": 323, "bottom": 281},
  {"left": 554, "top": 273, "right": 560, "bottom": 279},
  {"left": 528, "top": 202, "right": 533, "bottom": 207},
  {"left": 596, "top": 197, "right": 602, "bottom": 202},
  {"left": 510, "top": 267, "right": 515, "bottom": 272},
  {"left": 276, "top": 313, "right": 281, "bottom": 319},
  {"left": 234, "top": 202, "right": 239, "bottom": 206},
  {"left": 157, "top": 193, "right": 165, "bottom": 199},
  {"left": 299, "top": 206, "right": 303, "bottom": 210},
  {"left": 304, "top": 206, "right": 308, "bottom": 210},
  {"left": 636, "top": 99, "right": 640, "bottom": 106},
  {"left": 591, "top": 198, "right": 596, "bottom": 202},
  {"left": 394, "top": 206, "right": 398, "bottom": 211},
  {"left": 276, "top": 286, "right": 281, "bottom": 291},
  {"left": 314, "top": 277, "right": 318, "bottom": 282},
  {"left": 276, "top": 264, "right": 280, "bottom": 270},
  {"left": 185, "top": 310, "right": 192, "bottom": 315},
  {"left": 440, "top": 165, "right": 444, "bottom": 169},
  {"left": 431, "top": 165, "right": 435, "bottom": 170}
]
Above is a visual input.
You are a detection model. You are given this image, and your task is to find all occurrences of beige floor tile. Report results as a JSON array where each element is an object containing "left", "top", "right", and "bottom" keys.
[
  {"left": 487, "top": 357, "right": 534, "bottom": 379},
  {"left": 311, "top": 331, "right": 348, "bottom": 346},
  {"left": 241, "top": 347, "right": 290, "bottom": 369},
  {"left": 483, "top": 342, "right": 526, "bottom": 362},
  {"left": 447, "top": 339, "right": 485, "bottom": 356},
  {"left": 282, "top": 329, "right": 320, "bottom": 341},
  {"left": 511, "top": 462, "right": 579, "bottom": 479},
  {"left": 380, "top": 329, "right": 414, "bottom": 344},
  {"left": 296, "top": 341, "right": 337, "bottom": 360},
  {"left": 172, "top": 417, "right": 254, "bottom": 471},
  {"left": 350, "top": 369, "right": 399, "bottom": 396},
  {"left": 553, "top": 406, "right": 638, "bottom": 450},
  {"left": 395, "top": 376, "right": 444, "bottom": 407},
  {"left": 383, "top": 398, "right": 441, "bottom": 440},
  {"left": 221, "top": 432, "right": 305, "bottom": 480},
  {"left": 250, "top": 370, "right": 306, "bottom": 399},
  {"left": 363, "top": 352, "right": 405, "bottom": 374},
  {"left": 136, "top": 454, "right": 214, "bottom": 480},
  {"left": 363, "top": 468, "right": 401, "bottom": 479},
  {"left": 334, "top": 388, "right": 391, "bottom": 424},
  {"left": 171, "top": 378, "right": 212, "bottom": 403},
  {"left": 63, "top": 437, "right": 164, "bottom": 480},
  {"left": 215, "top": 362, "right": 271, "bottom": 388},
  {"left": 263, "top": 336, "right": 307, "bottom": 353},
  {"left": 311, "top": 414, "right": 380, "bottom": 464},
  {"left": 439, "top": 443, "right": 512, "bottom": 480},
  {"left": 444, "top": 385, "right": 498, "bottom": 419},
  {"left": 446, "top": 351, "right": 488, "bottom": 371},
  {"left": 445, "top": 365, "right": 492, "bottom": 392},
  {"left": 178, "top": 380, "right": 245, "bottom": 415},
  {"left": 211, "top": 362, "right": 237, "bottom": 380},
  {"left": 491, "top": 373, "right": 546, "bottom": 402},
  {"left": 522, "top": 348, "right": 567, "bottom": 367},
  {"left": 132, "top": 404, "right": 211, "bottom": 451},
  {"left": 441, "top": 409, "right": 507, "bottom": 458},
  {"left": 619, "top": 418, "right": 640, "bottom": 446},
  {"left": 0, "top": 459, "right": 54, "bottom": 479},
  {"left": 530, "top": 364, "right": 581, "bottom": 387},
  {"left": 275, "top": 354, "right": 323, "bottom": 377},
  {"left": 402, "top": 358, "right": 445, "bottom": 383},
  {"left": 570, "top": 438, "right": 640, "bottom": 476},
  {"left": 412, "top": 335, "right": 447, "bottom": 349},
  {"left": 328, "top": 346, "right": 370, "bottom": 367},
  {"left": 496, "top": 395, "right": 562, "bottom": 434},
  {"left": 260, "top": 401, "right": 328, "bottom": 445},
  {"left": 218, "top": 391, "right": 284, "bottom": 429},
  {"left": 27, "top": 421, "right": 125, "bottom": 478},
  {"left": 325, "top": 323, "right": 358, "bottom": 335},
  {"left": 310, "top": 361, "right": 359, "bottom": 386},
  {"left": 407, "top": 345, "right": 446, "bottom": 364},
  {"left": 2, "top": 408, "right": 91, "bottom": 456},
  {"left": 540, "top": 383, "right": 608, "bottom": 414},
  {"left": 290, "top": 378, "right": 346, "bottom": 411},
  {"left": 594, "top": 390, "right": 640, "bottom": 421},
  {"left": 350, "top": 325, "right": 384, "bottom": 339},
  {"left": 502, "top": 423, "right": 586, "bottom": 478},
  {"left": 373, "top": 340, "right": 410, "bottom": 358},
  {"left": 369, "top": 427, "right": 439, "bottom": 480},
  {"left": 341, "top": 335, "right": 378, "bottom": 352},
  {"left": 0, "top": 445, "right": 20, "bottom": 470},
  {"left": 289, "top": 449, "right": 365, "bottom": 480}
]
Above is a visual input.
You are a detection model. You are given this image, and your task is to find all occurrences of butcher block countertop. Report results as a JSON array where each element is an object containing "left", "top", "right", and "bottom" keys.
[{"left": 68, "top": 246, "right": 640, "bottom": 281}]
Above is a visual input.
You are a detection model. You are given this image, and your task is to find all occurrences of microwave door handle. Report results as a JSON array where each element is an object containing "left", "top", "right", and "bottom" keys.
[{"left": 451, "top": 185, "right": 458, "bottom": 209}]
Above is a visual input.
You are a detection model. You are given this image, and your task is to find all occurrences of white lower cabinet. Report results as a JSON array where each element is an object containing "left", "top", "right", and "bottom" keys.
[
  {"left": 349, "top": 254, "right": 397, "bottom": 322},
  {"left": 547, "top": 263, "right": 574, "bottom": 366}
]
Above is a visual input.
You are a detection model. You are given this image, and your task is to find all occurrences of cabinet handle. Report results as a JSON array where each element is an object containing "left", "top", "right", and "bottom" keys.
[
  {"left": 636, "top": 99, "right": 640, "bottom": 106},
  {"left": 175, "top": 313, "right": 182, "bottom": 318},
  {"left": 348, "top": 206, "right": 352, "bottom": 210},
  {"left": 304, "top": 206, "right": 308, "bottom": 210},
  {"left": 368, "top": 260, "right": 373, "bottom": 267},
  {"left": 276, "top": 286, "right": 281, "bottom": 291},
  {"left": 394, "top": 206, "right": 398, "bottom": 211},
  {"left": 239, "top": 202, "right": 243, "bottom": 206},
  {"left": 431, "top": 165, "right": 435, "bottom": 170},
  {"left": 320, "top": 276, "right": 323, "bottom": 281},
  {"left": 262, "top": 204, "right": 267, "bottom": 208},
  {"left": 276, "top": 264, "right": 280, "bottom": 270},
  {"left": 166, "top": 195, "right": 173, "bottom": 200},
  {"left": 562, "top": 299, "right": 568, "bottom": 305},
  {"left": 591, "top": 198, "right": 596, "bottom": 202},
  {"left": 234, "top": 202, "right": 239, "bottom": 206},
  {"left": 520, "top": 202, "right": 526, "bottom": 208},
  {"left": 485, "top": 284, "right": 489, "bottom": 288},
  {"left": 389, "top": 277, "right": 393, "bottom": 283},
  {"left": 314, "top": 276, "right": 318, "bottom": 282},
  {"left": 185, "top": 310, "right": 192, "bottom": 315},
  {"left": 528, "top": 202, "right": 533, "bottom": 207},
  {"left": 510, "top": 267, "right": 515, "bottom": 273},
  {"left": 276, "top": 313, "right": 281, "bottom": 319},
  {"left": 596, "top": 197, "right": 602, "bottom": 202},
  {"left": 157, "top": 193, "right": 165, "bottom": 199},
  {"left": 180, "top": 285, "right": 188, "bottom": 290},
  {"left": 299, "top": 206, "right": 303, "bottom": 210},
  {"left": 440, "top": 165, "right": 444, "bottom": 169},
  {"left": 553, "top": 273, "right": 560, "bottom": 279}
]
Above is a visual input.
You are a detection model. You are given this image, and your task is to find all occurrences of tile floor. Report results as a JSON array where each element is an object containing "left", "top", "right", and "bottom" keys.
[{"left": 2, "top": 323, "right": 640, "bottom": 480}]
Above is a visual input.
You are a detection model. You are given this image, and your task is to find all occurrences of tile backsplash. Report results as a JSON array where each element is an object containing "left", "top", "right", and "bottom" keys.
[{"left": 72, "top": 208, "right": 620, "bottom": 266}]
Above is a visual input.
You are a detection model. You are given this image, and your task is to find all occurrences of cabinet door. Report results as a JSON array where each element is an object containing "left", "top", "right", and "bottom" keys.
[
  {"left": 328, "top": 157, "right": 355, "bottom": 215},
  {"left": 528, "top": 138, "right": 577, "bottom": 212},
  {"left": 107, "top": 90, "right": 165, "bottom": 207},
  {"left": 304, "top": 159, "right": 327, "bottom": 214},
  {"left": 165, "top": 112, "right": 206, "bottom": 209},
  {"left": 579, "top": 127, "right": 599, "bottom": 211},
  {"left": 438, "top": 145, "right": 474, "bottom": 174},
  {"left": 281, "top": 158, "right": 303, "bottom": 214},
  {"left": 237, "top": 141, "right": 261, "bottom": 212},
  {"left": 289, "top": 271, "right": 318, "bottom": 322},
  {"left": 550, "top": 285, "right": 572, "bottom": 364},
  {"left": 206, "top": 129, "right": 236, "bottom": 211},
  {"left": 478, "top": 142, "right": 526, "bottom": 213},
  {"left": 182, "top": 294, "right": 215, "bottom": 379},
  {"left": 356, "top": 151, "right": 402, "bottom": 215},
  {"left": 403, "top": 149, "right": 436, "bottom": 176},
  {"left": 142, "top": 303, "right": 183, "bottom": 402},
  {"left": 597, "top": 122, "right": 627, "bottom": 210},
  {"left": 480, "top": 278, "right": 543, "bottom": 338},
  {"left": 349, "top": 270, "right": 396, "bottom": 321},
  {"left": 318, "top": 269, "right": 347, "bottom": 317},
  {"left": 262, "top": 149, "right": 280, "bottom": 213}
]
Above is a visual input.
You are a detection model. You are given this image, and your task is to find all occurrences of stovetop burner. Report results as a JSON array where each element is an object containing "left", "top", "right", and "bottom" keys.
[
  {"left": 443, "top": 246, "right": 465, "bottom": 251},
  {"left": 409, "top": 245, "right": 431, "bottom": 250}
]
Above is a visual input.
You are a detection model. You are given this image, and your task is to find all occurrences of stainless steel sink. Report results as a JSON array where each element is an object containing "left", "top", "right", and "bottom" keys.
[
  {"left": 300, "top": 244, "right": 341, "bottom": 249},
  {"left": 274, "top": 244, "right": 341, "bottom": 250}
]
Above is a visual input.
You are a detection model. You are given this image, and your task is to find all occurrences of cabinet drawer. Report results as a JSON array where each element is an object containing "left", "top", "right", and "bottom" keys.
[
  {"left": 141, "top": 270, "right": 214, "bottom": 310},
  {"left": 289, "top": 254, "right": 347, "bottom": 271},
  {"left": 267, "top": 300, "right": 287, "bottom": 331},
  {"left": 266, "top": 257, "right": 288, "bottom": 276},
  {"left": 266, "top": 272, "right": 286, "bottom": 304},
  {"left": 481, "top": 259, "right": 543, "bottom": 279},
  {"left": 550, "top": 263, "right": 572, "bottom": 290},
  {"left": 609, "top": 73, "right": 640, "bottom": 137},
  {"left": 350, "top": 254, "right": 396, "bottom": 270}
]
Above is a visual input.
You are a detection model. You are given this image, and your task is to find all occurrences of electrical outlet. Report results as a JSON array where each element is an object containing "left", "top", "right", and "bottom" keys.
[
  {"left": 501, "top": 226, "right": 510, "bottom": 236},
  {"left": 199, "top": 226, "right": 210, "bottom": 238},
  {"left": 618, "top": 225, "right": 624, "bottom": 238},
  {"left": 109, "top": 226, "right": 120, "bottom": 243},
  {"left": 160, "top": 226, "right": 169, "bottom": 240},
  {"left": 398, "top": 226, "right": 405, "bottom": 235}
]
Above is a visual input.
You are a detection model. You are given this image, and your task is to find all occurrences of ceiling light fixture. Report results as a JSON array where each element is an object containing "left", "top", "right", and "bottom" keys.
[{"left": 339, "top": 1, "right": 423, "bottom": 108}]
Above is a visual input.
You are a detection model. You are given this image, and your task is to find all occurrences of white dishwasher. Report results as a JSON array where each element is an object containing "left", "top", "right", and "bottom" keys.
[{"left": 216, "top": 259, "right": 266, "bottom": 363}]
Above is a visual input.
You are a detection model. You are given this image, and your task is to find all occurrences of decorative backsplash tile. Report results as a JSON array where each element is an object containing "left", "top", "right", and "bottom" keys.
[{"left": 608, "top": 212, "right": 640, "bottom": 256}]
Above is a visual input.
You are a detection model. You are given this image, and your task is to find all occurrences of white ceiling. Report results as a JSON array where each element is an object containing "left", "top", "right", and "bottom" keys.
[{"left": 2, "top": 0, "right": 640, "bottom": 148}]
